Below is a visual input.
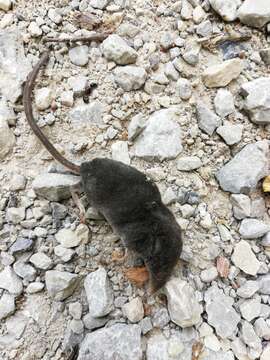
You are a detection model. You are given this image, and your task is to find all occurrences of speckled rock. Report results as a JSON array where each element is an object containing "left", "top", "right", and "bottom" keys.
[
  {"left": 102, "top": 34, "right": 137, "bottom": 65},
  {"left": 232, "top": 240, "right": 260, "bottom": 275},
  {"left": 45, "top": 270, "right": 80, "bottom": 301},
  {"left": 202, "top": 59, "right": 243, "bottom": 88},
  {"left": 0, "top": 266, "right": 23, "bottom": 296}
]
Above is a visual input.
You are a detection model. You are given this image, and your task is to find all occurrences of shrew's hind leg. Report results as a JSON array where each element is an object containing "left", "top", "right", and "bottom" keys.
[{"left": 70, "top": 188, "right": 86, "bottom": 224}]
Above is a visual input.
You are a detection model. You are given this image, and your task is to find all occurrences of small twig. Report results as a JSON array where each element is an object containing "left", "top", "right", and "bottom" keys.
[{"left": 43, "top": 32, "right": 111, "bottom": 44}]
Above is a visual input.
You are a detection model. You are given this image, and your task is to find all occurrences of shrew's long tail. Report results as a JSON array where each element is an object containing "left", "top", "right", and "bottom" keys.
[{"left": 23, "top": 51, "right": 81, "bottom": 175}]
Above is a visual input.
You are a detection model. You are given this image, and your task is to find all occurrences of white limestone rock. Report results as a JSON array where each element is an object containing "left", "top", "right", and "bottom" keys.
[
  {"left": 232, "top": 240, "right": 260, "bottom": 275},
  {"left": 202, "top": 59, "right": 243, "bottom": 88},
  {"left": 102, "top": 34, "right": 137, "bottom": 65}
]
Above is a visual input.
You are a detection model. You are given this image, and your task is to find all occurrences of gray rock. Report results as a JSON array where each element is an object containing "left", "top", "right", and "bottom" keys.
[
  {"left": 260, "top": 48, "right": 270, "bottom": 65},
  {"left": 164, "top": 62, "right": 180, "bottom": 81},
  {"left": 231, "top": 240, "right": 260, "bottom": 275},
  {"left": 102, "top": 35, "right": 137, "bottom": 65},
  {"left": 114, "top": 66, "right": 147, "bottom": 91},
  {"left": 55, "top": 228, "right": 83, "bottom": 248},
  {"left": 35, "top": 87, "right": 53, "bottom": 110},
  {"left": 238, "top": 0, "right": 270, "bottom": 28},
  {"left": 140, "top": 317, "right": 153, "bottom": 334},
  {"left": 251, "top": 198, "right": 266, "bottom": 218},
  {"left": 48, "top": 8, "right": 62, "bottom": 24},
  {"left": 241, "top": 321, "right": 261, "bottom": 350},
  {"left": 10, "top": 238, "right": 33, "bottom": 254},
  {"left": 89, "top": 0, "right": 108, "bottom": 9},
  {"left": 70, "top": 319, "right": 84, "bottom": 334},
  {"left": 146, "top": 333, "right": 169, "bottom": 360},
  {"left": 69, "top": 101, "right": 104, "bottom": 125},
  {"left": 0, "top": 30, "right": 32, "bottom": 102},
  {"left": 202, "top": 59, "right": 243, "bottom": 88},
  {"left": 241, "top": 77, "right": 270, "bottom": 125},
  {"left": 176, "top": 78, "right": 192, "bottom": 100},
  {"left": 205, "top": 285, "right": 240, "bottom": 338},
  {"left": 182, "top": 40, "right": 201, "bottom": 66},
  {"left": 28, "top": 22, "right": 42, "bottom": 37},
  {"left": 111, "top": 141, "right": 130, "bottom": 165},
  {"left": 69, "top": 302, "right": 82, "bottom": 320},
  {"left": 214, "top": 89, "right": 235, "bottom": 117},
  {"left": 84, "top": 267, "right": 113, "bottom": 317},
  {"left": 240, "top": 298, "right": 261, "bottom": 321},
  {"left": 258, "top": 274, "right": 270, "bottom": 294},
  {"left": 262, "top": 232, "right": 270, "bottom": 247},
  {"left": 162, "top": 187, "right": 178, "bottom": 206},
  {"left": 160, "top": 32, "right": 174, "bottom": 50},
  {"left": 193, "top": 5, "right": 206, "bottom": 24},
  {"left": 54, "top": 245, "right": 75, "bottom": 262},
  {"left": 83, "top": 313, "right": 108, "bottom": 330},
  {"left": 165, "top": 278, "right": 202, "bottom": 327},
  {"left": 0, "top": 118, "right": 15, "bottom": 160},
  {"left": 201, "top": 267, "right": 218, "bottom": 282},
  {"left": 51, "top": 203, "right": 68, "bottom": 220},
  {"left": 0, "top": 266, "right": 23, "bottom": 295},
  {"left": 237, "top": 281, "right": 260, "bottom": 298},
  {"left": 45, "top": 270, "right": 80, "bottom": 301},
  {"left": 216, "top": 140, "right": 269, "bottom": 194},
  {"left": 230, "top": 194, "right": 251, "bottom": 220},
  {"left": 216, "top": 123, "right": 243, "bottom": 146},
  {"left": 30, "top": 252, "right": 53, "bottom": 270},
  {"left": 13, "top": 261, "right": 36, "bottom": 282},
  {"left": 122, "top": 297, "right": 144, "bottom": 323},
  {"left": 69, "top": 46, "right": 89, "bottom": 66},
  {"left": 152, "top": 308, "right": 170, "bottom": 328},
  {"left": 0, "top": 293, "right": 15, "bottom": 320},
  {"left": 33, "top": 173, "right": 80, "bottom": 201},
  {"left": 6, "top": 207, "right": 25, "bottom": 224},
  {"left": 26, "top": 282, "right": 44, "bottom": 294},
  {"left": 128, "top": 114, "right": 147, "bottom": 141},
  {"left": 177, "top": 156, "right": 202, "bottom": 171},
  {"left": 209, "top": 0, "right": 241, "bottom": 21},
  {"left": 254, "top": 318, "right": 270, "bottom": 340},
  {"left": 181, "top": 0, "right": 193, "bottom": 20},
  {"left": 196, "top": 20, "right": 213, "bottom": 37},
  {"left": 78, "top": 324, "right": 142, "bottom": 360},
  {"left": 196, "top": 101, "right": 221, "bottom": 135},
  {"left": 132, "top": 107, "right": 183, "bottom": 161},
  {"left": 239, "top": 218, "right": 270, "bottom": 239}
]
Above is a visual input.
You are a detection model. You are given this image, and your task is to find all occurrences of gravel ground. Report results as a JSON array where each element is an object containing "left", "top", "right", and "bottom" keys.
[{"left": 0, "top": 0, "right": 270, "bottom": 359}]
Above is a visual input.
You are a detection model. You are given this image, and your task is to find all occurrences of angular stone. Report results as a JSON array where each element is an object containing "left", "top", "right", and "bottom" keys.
[
  {"left": 45, "top": 270, "right": 80, "bottom": 301},
  {"left": 165, "top": 278, "right": 202, "bottom": 328},
  {"left": 260, "top": 48, "right": 270, "bottom": 65},
  {"left": 122, "top": 297, "right": 144, "bottom": 323},
  {"left": 0, "top": 30, "right": 32, "bottom": 102},
  {"left": 69, "top": 302, "right": 82, "bottom": 320},
  {"left": 209, "top": 0, "right": 241, "bottom": 21},
  {"left": 30, "top": 252, "right": 53, "bottom": 270},
  {"left": 232, "top": 240, "right": 260, "bottom": 275},
  {"left": 239, "top": 219, "right": 270, "bottom": 239},
  {"left": 237, "top": 281, "right": 260, "bottom": 298},
  {"left": 84, "top": 267, "right": 113, "bottom": 317},
  {"left": 205, "top": 285, "right": 240, "bottom": 338},
  {"left": 69, "top": 45, "right": 89, "bottom": 66},
  {"left": 55, "top": 228, "right": 82, "bottom": 248},
  {"left": 176, "top": 78, "right": 192, "bottom": 100},
  {"left": 238, "top": 0, "right": 270, "bottom": 28},
  {"left": 111, "top": 141, "right": 130, "bottom": 165},
  {"left": 196, "top": 101, "right": 221, "bottom": 135},
  {"left": 177, "top": 156, "right": 202, "bottom": 171},
  {"left": 202, "top": 59, "right": 243, "bottom": 88},
  {"left": 33, "top": 173, "right": 80, "bottom": 201},
  {"left": 230, "top": 194, "right": 251, "bottom": 219},
  {"left": 214, "top": 89, "right": 235, "bottom": 118},
  {"left": 26, "top": 282, "right": 44, "bottom": 294},
  {"left": 102, "top": 34, "right": 137, "bottom": 65},
  {"left": 241, "top": 77, "right": 270, "bottom": 125},
  {"left": 83, "top": 313, "right": 108, "bottom": 330},
  {"left": 78, "top": 324, "right": 142, "bottom": 360},
  {"left": 152, "top": 308, "right": 170, "bottom": 328},
  {"left": 0, "top": 293, "right": 15, "bottom": 320},
  {"left": 128, "top": 114, "right": 147, "bottom": 141},
  {"left": 69, "top": 101, "right": 104, "bottom": 125},
  {"left": 240, "top": 298, "right": 261, "bottom": 321},
  {"left": 54, "top": 245, "right": 75, "bottom": 262},
  {"left": 35, "top": 87, "right": 53, "bottom": 110},
  {"left": 133, "top": 107, "right": 182, "bottom": 161},
  {"left": 254, "top": 318, "right": 270, "bottom": 340},
  {"left": 70, "top": 319, "right": 84, "bottom": 334},
  {"left": 201, "top": 267, "right": 218, "bottom": 283},
  {"left": 0, "top": 118, "right": 15, "bottom": 160},
  {"left": 216, "top": 140, "right": 269, "bottom": 194},
  {"left": 0, "top": 266, "right": 23, "bottom": 295},
  {"left": 6, "top": 207, "right": 25, "bottom": 224},
  {"left": 258, "top": 274, "right": 270, "bottom": 294},
  {"left": 114, "top": 66, "right": 147, "bottom": 91},
  {"left": 48, "top": 8, "right": 62, "bottom": 24},
  {"left": 13, "top": 261, "right": 36, "bottom": 282},
  {"left": 182, "top": 40, "right": 201, "bottom": 66},
  {"left": 241, "top": 321, "right": 261, "bottom": 350}
]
